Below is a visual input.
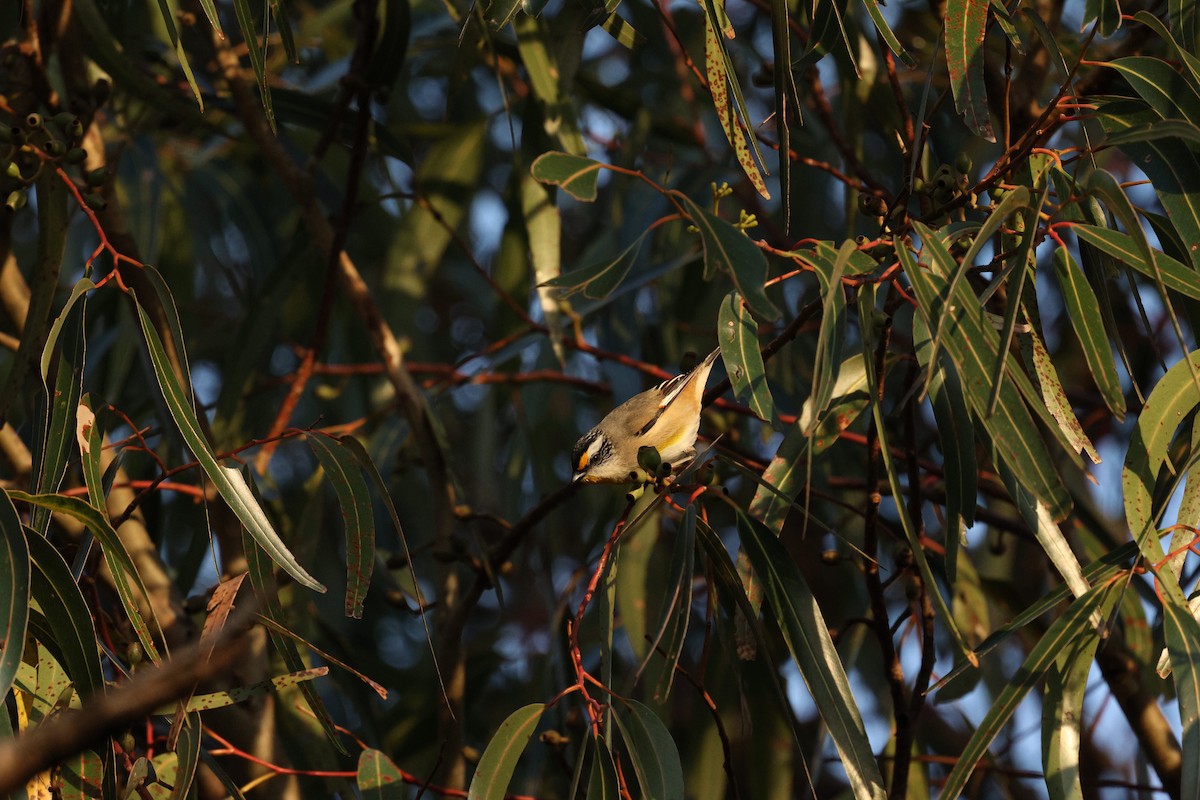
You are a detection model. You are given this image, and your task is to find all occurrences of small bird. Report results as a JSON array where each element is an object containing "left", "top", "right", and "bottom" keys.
[{"left": 572, "top": 349, "right": 722, "bottom": 484}]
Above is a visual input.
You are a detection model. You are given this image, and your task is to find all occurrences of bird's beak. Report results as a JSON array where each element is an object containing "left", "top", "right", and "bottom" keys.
[{"left": 572, "top": 471, "right": 585, "bottom": 483}]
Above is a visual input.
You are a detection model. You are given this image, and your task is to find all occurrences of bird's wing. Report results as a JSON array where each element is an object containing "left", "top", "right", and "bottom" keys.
[{"left": 637, "top": 350, "right": 721, "bottom": 436}]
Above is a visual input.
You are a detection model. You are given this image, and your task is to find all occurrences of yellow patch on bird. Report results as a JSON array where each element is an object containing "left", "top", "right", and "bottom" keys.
[{"left": 577, "top": 452, "right": 589, "bottom": 471}]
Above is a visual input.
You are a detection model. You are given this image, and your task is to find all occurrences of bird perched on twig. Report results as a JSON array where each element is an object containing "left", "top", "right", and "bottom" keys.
[{"left": 572, "top": 349, "right": 722, "bottom": 484}]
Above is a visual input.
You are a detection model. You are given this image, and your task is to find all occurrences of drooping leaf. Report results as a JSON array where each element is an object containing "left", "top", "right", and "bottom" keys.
[
  {"left": 901, "top": 230, "right": 1071, "bottom": 519},
  {"left": 913, "top": 316, "right": 976, "bottom": 584},
  {"left": 542, "top": 235, "right": 645, "bottom": 300},
  {"left": 306, "top": 433, "right": 375, "bottom": 619},
  {"left": 25, "top": 528, "right": 104, "bottom": 700},
  {"left": 1071, "top": 224, "right": 1200, "bottom": 301},
  {"left": 467, "top": 703, "right": 545, "bottom": 800},
  {"left": 699, "top": 0, "right": 770, "bottom": 198},
  {"left": 677, "top": 195, "right": 779, "bottom": 321},
  {"left": 130, "top": 290, "right": 324, "bottom": 593},
  {"left": 945, "top": 0, "right": 995, "bottom": 140},
  {"left": 717, "top": 292, "right": 774, "bottom": 421},
  {"left": 12, "top": 490, "right": 164, "bottom": 665},
  {"left": 747, "top": 354, "right": 869, "bottom": 533},
  {"left": 243, "top": 531, "right": 347, "bottom": 754},
  {"left": 940, "top": 583, "right": 1113, "bottom": 798},
  {"left": 807, "top": 244, "right": 849, "bottom": 433},
  {"left": 737, "top": 512, "right": 887, "bottom": 800},
  {"left": 641, "top": 506, "right": 695, "bottom": 700},
  {"left": 0, "top": 491, "right": 29, "bottom": 702},
  {"left": 611, "top": 699, "right": 686, "bottom": 800},
  {"left": 1051, "top": 246, "right": 1126, "bottom": 420}
]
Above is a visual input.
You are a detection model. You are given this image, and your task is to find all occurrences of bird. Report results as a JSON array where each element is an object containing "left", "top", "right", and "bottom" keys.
[{"left": 572, "top": 349, "right": 722, "bottom": 484}]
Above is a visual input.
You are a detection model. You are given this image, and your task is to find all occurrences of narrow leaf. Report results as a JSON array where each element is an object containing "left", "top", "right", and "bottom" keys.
[
  {"left": 738, "top": 512, "right": 887, "bottom": 800},
  {"left": 131, "top": 292, "right": 324, "bottom": 592},
  {"left": 306, "top": 433, "right": 375, "bottom": 619},
  {"left": 0, "top": 491, "right": 29, "bottom": 701}
]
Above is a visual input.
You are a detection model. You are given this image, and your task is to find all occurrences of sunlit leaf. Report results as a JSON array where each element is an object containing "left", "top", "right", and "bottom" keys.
[
  {"left": 945, "top": 0, "right": 995, "bottom": 140},
  {"left": 717, "top": 292, "right": 774, "bottom": 421},
  {"left": 357, "top": 749, "right": 408, "bottom": 799},
  {"left": 940, "top": 583, "right": 1112, "bottom": 797},
  {"left": 0, "top": 491, "right": 29, "bottom": 702},
  {"left": 1051, "top": 246, "right": 1125, "bottom": 420},
  {"left": 131, "top": 290, "right": 324, "bottom": 593}
]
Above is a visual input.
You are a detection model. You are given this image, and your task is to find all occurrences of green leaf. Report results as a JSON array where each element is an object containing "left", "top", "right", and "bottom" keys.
[
  {"left": 1132, "top": 11, "right": 1200, "bottom": 89},
  {"left": 1071, "top": 224, "right": 1200, "bottom": 301},
  {"left": 1041, "top": 617, "right": 1103, "bottom": 800},
  {"left": 1051, "top": 246, "right": 1125, "bottom": 420},
  {"left": 171, "top": 713, "right": 203, "bottom": 800},
  {"left": 12, "top": 489, "right": 164, "bottom": 665},
  {"left": 306, "top": 433, "right": 375, "bottom": 619},
  {"left": 515, "top": 15, "right": 586, "bottom": 155},
  {"left": 25, "top": 527, "right": 104, "bottom": 699},
  {"left": 940, "top": 583, "right": 1111, "bottom": 798},
  {"left": 862, "top": 0, "right": 915, "bottom": 67},
  {"left": 807, "top": 244, "right": 849, "bottom": 432},
  {"left": 154, "top": 0, "right": 204, "bottom": 110},
  {"left": 599, "top": 11, "right": 642, "bottom": 47},
  {"left": 1095, "top": 101, "right": 1200, "bottom": 272},
  {"left": 901, "top": 229, "right": 1071, "bottom": 519},
  {"left": 612, "top": 699, "right": 686, "bottom": 800},
  {"left": 913, "top": 316, "right": 976, "bottom": 584},
  {"left": 945, "top": 0, "right": 995, "bottom": 140},
  {"left": 642, "top": 506, "right": 695, "bottom": 700},
  {"left": 232, "top": 0, "right": 273, "bottom": 128},
  {"left": 1164, "top": 598, "right": 1200, "bottom": 800},
  {"left": 924, "top": 186, "right": 1030, "bottom": 391},
  {"left": 357, "top": 749, "right": 408, "bottom": 799},
  {"left": 770, "top": 0, "right": 798, "bottom": 222},
  {"left": 59, "top": 749, "right": 103, "bottom": 800},
  {"left": 737, "top": 512, "right": 887, "bottom": 800},
  {"left": 1084, "top": 0, "right": 1121, "bottom": 36},
  {"left": 717, "top": 292, "right": 774, "bottom": 421},
  {"left": 985, "top": 187, "right": 1046, "bottom": 416},
  {"left": 243, "top": 531, "right": 348, "bottom": 754},
  {"left": 616, "top": 500, "right": 660, "bottom": 663},
  {"left": 587, "top": 736, "right": 620, "bottom": 799},
  {"left": 1104, "top": 118, "right": 1200, "bottom": 147},
  {"left": 1105, "top": 57, "right": 1200, "bottom": 124},
  {"left": 130, "top": 290, "right": 324, "bottom": 593},
  {"left": 33, "top": 282, "right": 89, "bottom": 533},
  {"left": 677, "top": 195, "right": 779, "bottom": 321},
  {"left": 1123, "top": 349, "right": 1200, "bottom": 603},
  {"left": 542, "top": 235, "right": 644, "bottom": 300},
  {"left": 530, "top": 151, "right": 602, "bottom": 202},
  {"left": 0, "top": 491, "right": 29, "bottom": 702},
  {"left": 747, "top": 354, "right": 869, "bottom": 533},
  {"left": 467, "top": 703, "right": 545, "bottom": 800}
]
